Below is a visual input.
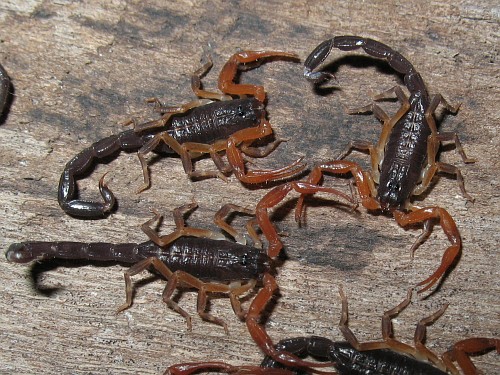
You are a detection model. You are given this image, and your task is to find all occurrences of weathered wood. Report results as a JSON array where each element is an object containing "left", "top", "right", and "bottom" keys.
[{"left": 0, "top": 1, "right": 498, "bottom": 374}]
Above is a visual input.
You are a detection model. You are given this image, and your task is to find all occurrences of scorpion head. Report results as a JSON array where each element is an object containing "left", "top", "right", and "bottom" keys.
[
  {"left": 377, "top": 163, "right": 413, "bottom": 212},
  {"left": 232, "top": 97, "right": 265, "bottom": 126}
]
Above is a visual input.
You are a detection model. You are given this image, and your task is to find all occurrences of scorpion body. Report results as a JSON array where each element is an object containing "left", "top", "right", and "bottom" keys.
[
  {"left": 7, "top": 203, "right": 271, "bottom": 333},
  {"left": 58, "top": 50, "right": 304, "bottom": 218},
  {"left": 304, "top": 36, "right": 473, "bottom": 210},
  {"left": 260, "top": 337, "right": 448, "bottom": 375},
  {"left": 6, "top": 237, "right": 268, "bottom": 283},
  {"left": 254, "top": 36, "right": 476, "bottom": 291},
  {"left": 59, "top": 98, "right": 263, "bottom": 218},
  {"left": 165, "top": 275, "right": 498, "bottom": 374}
]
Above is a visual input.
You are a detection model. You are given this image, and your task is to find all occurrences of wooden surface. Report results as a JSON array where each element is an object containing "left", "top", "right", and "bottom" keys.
[{"left": 0, "top": 1, "right": 498, "bottom": 374}]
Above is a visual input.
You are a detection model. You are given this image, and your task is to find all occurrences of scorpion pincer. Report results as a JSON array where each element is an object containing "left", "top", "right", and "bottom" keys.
[
  {"left": 6, "top": 203, "right": 272, "bottom": 334},
  {"left": 58, "top": 50, "right": 305, "bottom": 218},
  {"left": 165, "top": 276, "right": 499, "bottom": 375},
  {"left": 257, "top": 36, "right": 475, "bottom": 292}
]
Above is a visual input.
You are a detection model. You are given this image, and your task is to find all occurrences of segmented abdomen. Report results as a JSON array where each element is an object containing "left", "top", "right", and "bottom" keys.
[
  {"left": 168, "top": 98, "right": 262, "bottom": 144},
  {"left": 330, "top": 342, "right": 447, "bottom": 375}
]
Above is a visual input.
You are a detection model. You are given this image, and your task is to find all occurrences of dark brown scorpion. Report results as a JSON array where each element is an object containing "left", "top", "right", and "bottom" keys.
[
  {"left": 165, "top": 275, "right": 499, "bottom": 375},
  {"left": 6, "top": 203, "right": 272, "bottom": 334},
  {"left": 58, "top": 50, "right": 304, "bottom": 218},
  {"left": 256, "top": 36, "right": 475, "bottom": 292}
]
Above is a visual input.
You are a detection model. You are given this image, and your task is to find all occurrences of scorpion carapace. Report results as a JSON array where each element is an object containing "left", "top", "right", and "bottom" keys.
[
  {"left": 58, "top": 50, "right": 305, "bottom": 218},
  {"left": 7, "top": 203, "right": 272, "bottom": 334},
  {"left": 275, "top": 36, "right": 477, "bottom": 292}
]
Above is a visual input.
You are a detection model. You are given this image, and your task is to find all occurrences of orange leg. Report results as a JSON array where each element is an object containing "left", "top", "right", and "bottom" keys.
[
  {"left": 213, "top": 203, "right": 256, "bottom": 246},
  {"left": 338, "top": 287, "right": 416, "bottom": 355},
  {"left": 295, "top": 160, "right": 379, "bottom": 222},
  {"left": 218, "top": 51, "right": 299, "bottom": 103},
  {"left": 339, "top": 286, "right": 452, "bottom": 372},
  {"left": 117, "top": 254, "right": 253, "bottom": 333},
  {"left": 141, "top": 202, "right": 225, "bottom": 247},
  {"left": 342, "top": 85, "right": 411, "bottom": 183},
  {"left": 246, "top": 274, "right": 336, "bottom": 373},
  {"left": 225, "top": 120, "right": 305, "bottom": 184},
  {"left": 442, "top": 338, "right": 499, "bottom": 375},
  {"left": 256, "top": 181, "right": 356, "bottom": 257},
  {"left": 393, "top": 206, "right": 461, "bottom": 293}
]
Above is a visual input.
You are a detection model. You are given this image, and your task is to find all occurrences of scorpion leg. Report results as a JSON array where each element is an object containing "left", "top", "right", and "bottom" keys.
[
  {"left": 338, "top": 287, "right": 414, "bottom": 355},
  {"left": 136, "top": 131, "right": 226, "bottom": 192},
  {"left": 442, "top": 338, "right": 499, "bottom": 375},
  {"left": 128, "top": 98, "right": 213, "bottom": 133},
  {"left": 117, "top": 257, "right": 235, "bottom": 333},
  {"left": 257, "top": 181, "right": 356, "bottom": 257},
  {"left": 131, "top": 53, "right": 232, "bottom": 133},
  {"left": 214, "top": 203, "right": 264, "bottom": 249},
  {"left": 141, "top": 202, "right": 225, "bottom": 247},
  {"left": 415, "top": 129, "right": 475, "bottom": 202},
  {"left": 412, "top": 94, "right": 474, "bottom": 201},
  {"left": 218, "top": 50, "right": 299, "bottom": 103},
  {"left": 416, "top": 157, "right": 474, "bottom": 203},
  {"left": 392, "top": 206, "right": 461, "bottom": 293},
  {"left": 190, "top": 52, "right": 232, "bottom": 102},
  {"left": 295, "top": 160, "right": 379, "bottom": 223},
  {"left": 340, "top": 86, "right": 411, "bottom": 183},
  {"left": 240, "top": 138, "right": 286, "bottom": 158},
  {"left": 213, "top": 203, "right": 255, "bottom": 245},
  {"left": 226, "top": 120, "right": 306, "bottom": 184},
  {"left": 180, "top": 139, "right": 235, "bottom": 180},
  {"left": 246, "top": 274, "right": 336, "bottom": 372},
  {"left": 412, "top": 304, "right": 452, "bottom": 373}
]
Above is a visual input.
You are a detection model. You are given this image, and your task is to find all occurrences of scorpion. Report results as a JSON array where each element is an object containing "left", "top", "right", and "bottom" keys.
[
  {"left": 256, "top": 36, "right": 475, "bottom": 291},
  {"left": 165, "top": 275, "right": 499, "bottom": 375},
  {"left": 7, "top": 203, "right": 273, "bottom": 334},
  {"left": 58, "top": 50, "right": 305, "bottom": 218},
  {"left": 0, "top": 62, "right": 10, "bottom": 116}
]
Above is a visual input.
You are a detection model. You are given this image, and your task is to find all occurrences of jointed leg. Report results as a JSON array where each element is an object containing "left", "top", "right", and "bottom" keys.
[
  {"left": 141, "top": 202, "right": 225, "bottom": 247},
  {"left": 226, "top": 121, "right": 305, "bottom": 184},
  {"left": 218, "top": 51, "right": 299, "bottom": 103},
  {"left": 256, "top": 181, "right": 357, "bottom": 257},
  {"left": 128, "top": 98, "right": 213, "bottom": 133},
  {"left": 246, "top": 274, "right": 335, "bottom": 372},
  {"left": 343, "top": 86, "right": 411, "bottom": 181},
  {"left": 338, "top": 287, "right": 414, "bottom": 355},
  {"left": 414, "top": 132, "right": 474, "bottom": 202},
  {"left": 295, "top": 160, "right": 379, "bottom": 223},
  {"left": 412, "top": 304, "right": 451, "bottom": 372},
  {"left": 181, "top": 140, "right": 234, "bottom": 180},
  {"left": 190, "top": 53, "right": 232, "bottom": 101},
  {"left": 214, "top": 204, "right": 255, "bottom": 245},
  {"left": 393, "top": 206, "right": 461, "bottom": 293},
  {"left": 442, "top": 338, "right": 499, "bottom": 375}
]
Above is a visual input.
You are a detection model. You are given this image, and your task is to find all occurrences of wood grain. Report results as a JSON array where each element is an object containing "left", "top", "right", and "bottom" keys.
[{"left": 0, "top": 1, "right": 498, "bottom": 374}]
